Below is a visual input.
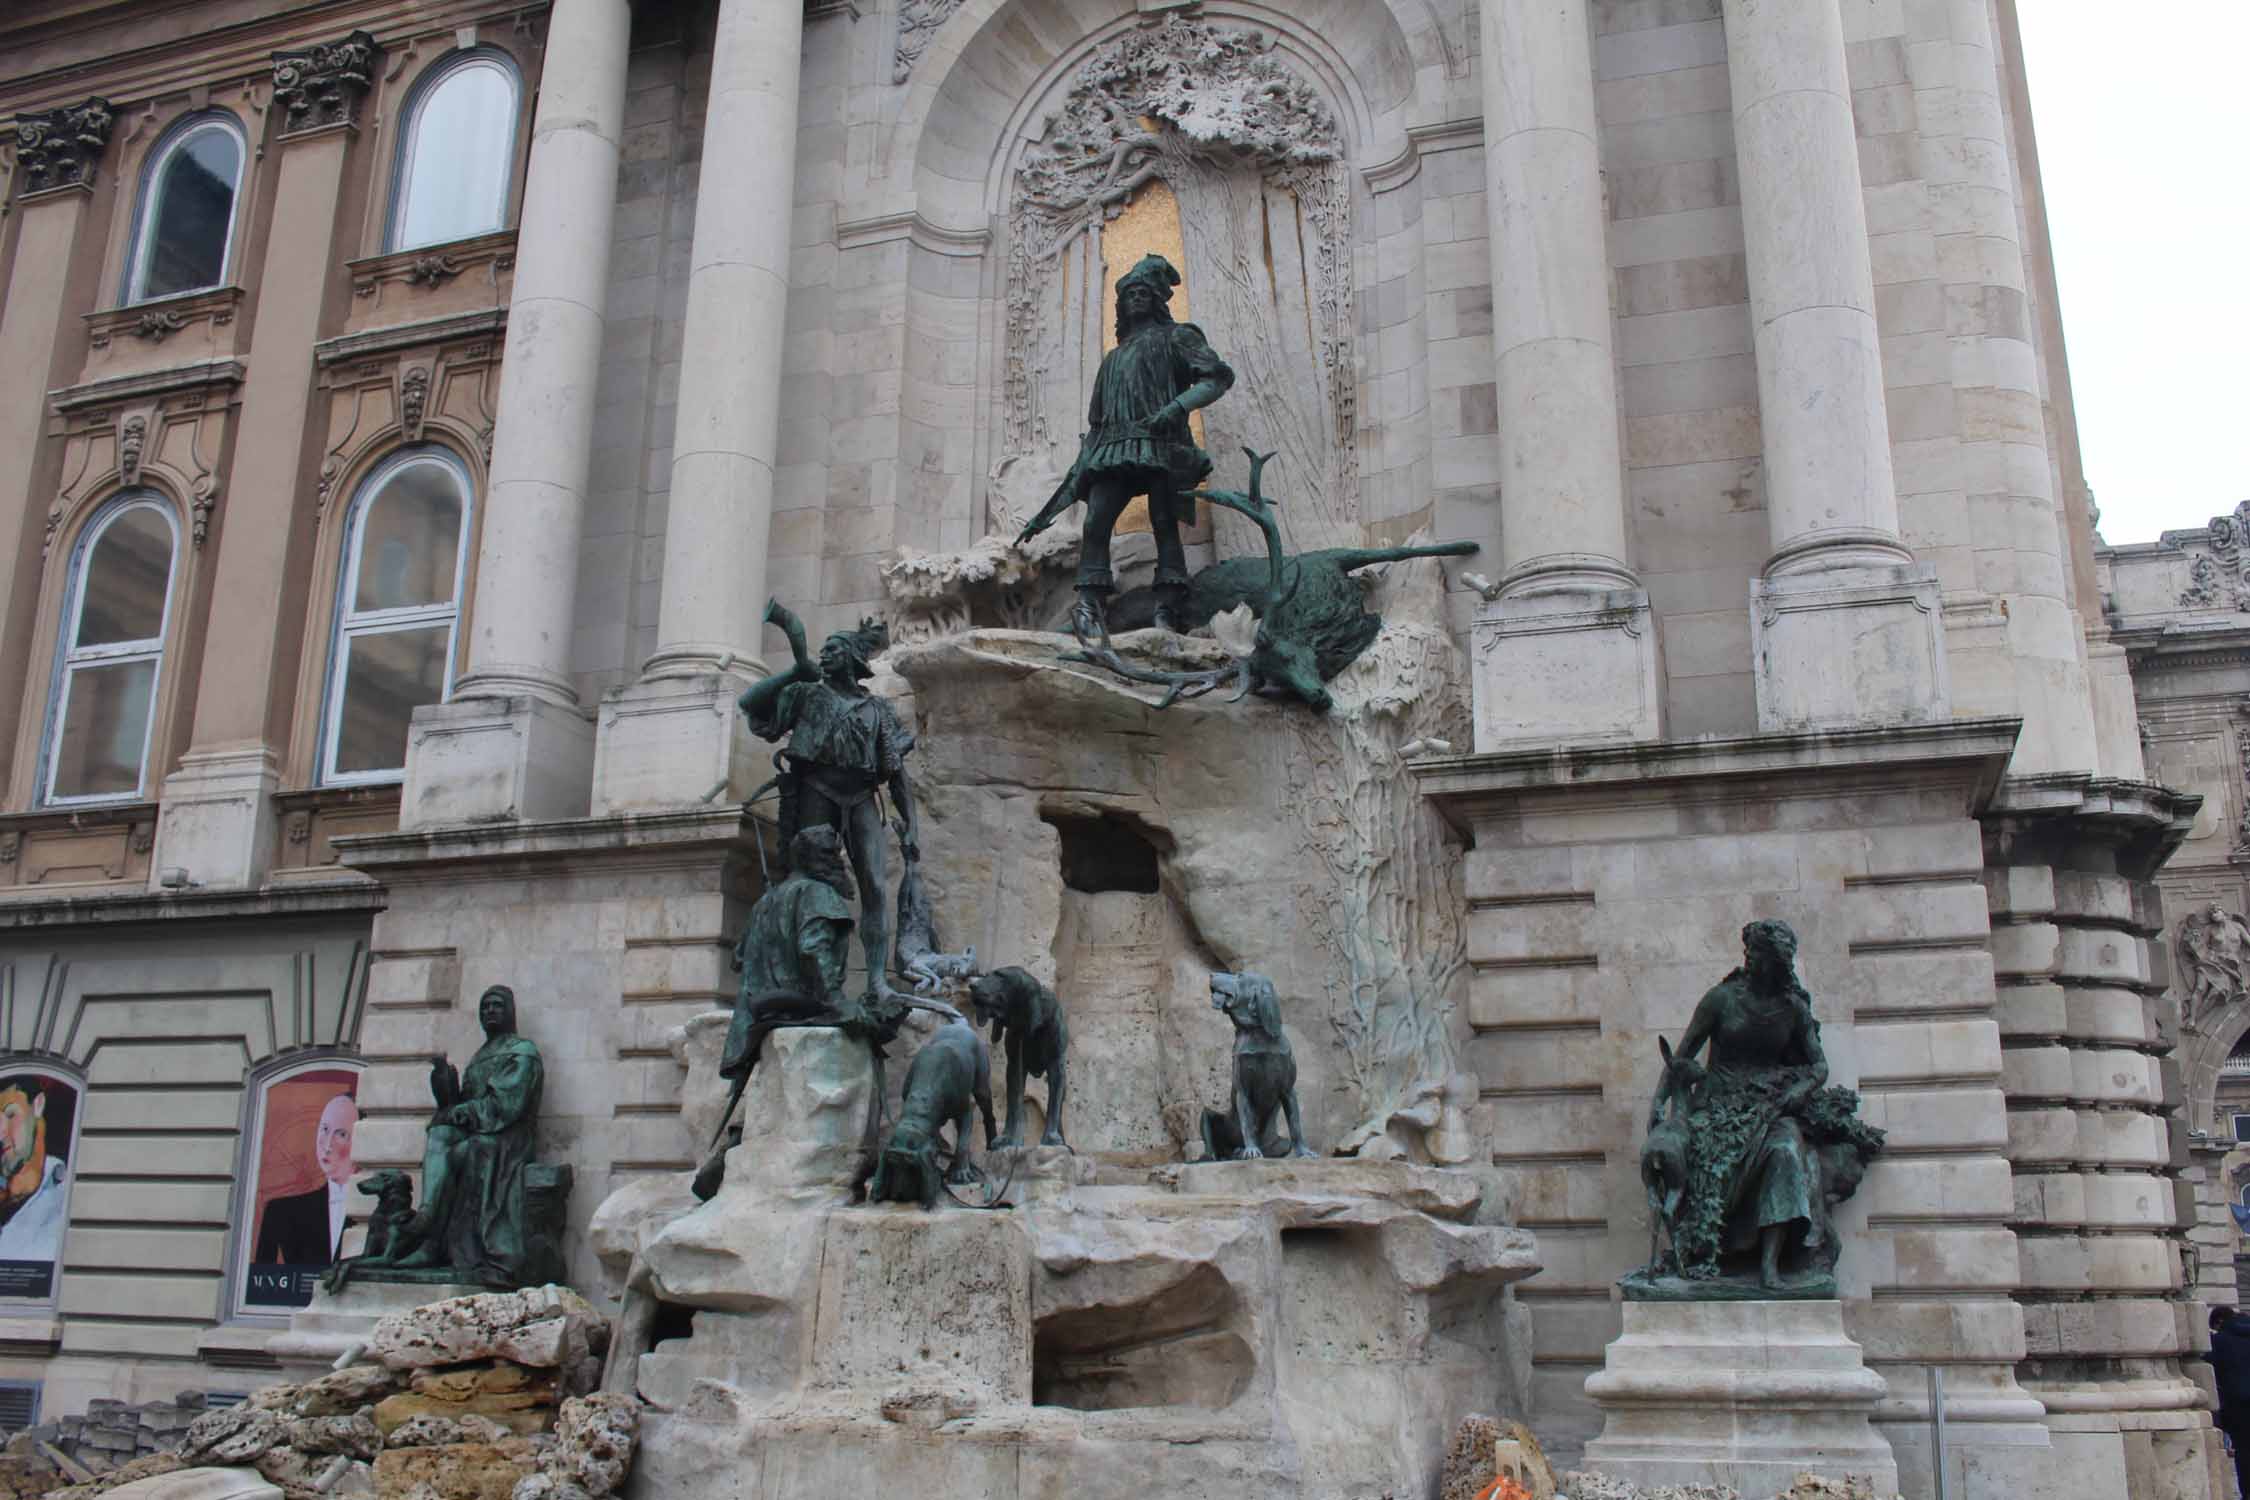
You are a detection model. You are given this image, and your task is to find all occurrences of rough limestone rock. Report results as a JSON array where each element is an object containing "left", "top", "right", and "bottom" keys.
[
  {"left": 409, "top": 1365, "right": 552, "bottom": 1404},
  {"left": 515, "top": 1397, "right": 635, "bottom": 1500},
  {"left": 256, "top": 1366, "right": 398, "bottom": 1419},
  {"left": 1440, "top": 1415, "right": 1502, "bottom": 1500},
  {"left": 377, "top": 1417, "right": 463, "bottom": 1451},
  {"left": 281, "top": 1416, "right": 380, "bottom": 1463},
  {"left": 70, "top": 1469, "right": 271, "bottom": 1500},
  {"left": 180, "top": 1411, "right": 289, "bottom": 1468},
  {"left": 370, "top": 1444, "right": 534, "bottom": 1500},
  {"left": 1561, "top": 1477, "right": 1742, "bottom": 1500},
  {"left": 891, "top": 551, "right": 1477, "bottom": 1165},
  {"left": 368, "top": 1288, "right": 601, "bottom": 1375},
  {"left": 373, "top": 1398, "right": 544, "bottom": 1441}
]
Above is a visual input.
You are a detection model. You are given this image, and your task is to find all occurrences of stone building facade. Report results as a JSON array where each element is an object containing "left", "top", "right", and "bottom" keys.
[{"left": 0, "top": 0, "right": 2227, "bottom": 1496}]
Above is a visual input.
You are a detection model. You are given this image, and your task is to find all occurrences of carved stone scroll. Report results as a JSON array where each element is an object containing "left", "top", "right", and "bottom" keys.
[
  {"left": 12, "top": 99, "right": 116, "bottom": 195},
  {"left": 271, "top": 30, "right": 377, "bottom": 134}
]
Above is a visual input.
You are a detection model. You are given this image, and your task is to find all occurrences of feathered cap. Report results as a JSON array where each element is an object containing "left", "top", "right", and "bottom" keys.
[{"left": 1116, "top": 253, "right": 1182, "bottom": 302}]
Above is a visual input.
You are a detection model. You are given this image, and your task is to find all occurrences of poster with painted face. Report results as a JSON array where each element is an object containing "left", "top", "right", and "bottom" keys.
[
  {"left": 239, "top": 1066, "right": 359, "bottom": 1311},
  {"left": 0, "top": 1073, "right": 80, "bottom": 1302}
]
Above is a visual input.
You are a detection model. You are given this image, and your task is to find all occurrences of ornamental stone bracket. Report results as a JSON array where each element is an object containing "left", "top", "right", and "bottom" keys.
[
  {"left": 11, "top": 98, "right": 116, "bottom": 196},
  {"left": 2173, "top": 499, "right": 2250, "bottom": 612},
  {"left": 271, "top": 30, "right": 377, "bottom": 136}
]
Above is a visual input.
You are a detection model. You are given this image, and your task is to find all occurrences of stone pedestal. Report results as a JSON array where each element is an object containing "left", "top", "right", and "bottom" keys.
[
  {"left": 266, "top": 1279, "right": 484, "bottom": 1382},
  {"left": 1582, "top": 1300, "right": 1898, "bottom": 1497},
  {"left": 1471, "top": 588, "right": 1661, "bottom": 750},
  {"left": 1750, "top": 564, "right": 1949, "bottom": 732},
  {"left": 148, "top": 746, "right": 279, "bottom": 890},
  {"left": 399, "top": 694, "right": 594, "bottom": 828},
  {"left": 591, "top": 673, "right": 761, "bottom": 814}
]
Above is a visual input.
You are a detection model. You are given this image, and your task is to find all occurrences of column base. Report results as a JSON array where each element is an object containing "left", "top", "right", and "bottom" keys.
[
  {"left": 1750, "top": 564, "right": 1949, "bottom": 733},
  {"left": 1471, "top": 587, "right": 1661, "bottom": 751},
  {"left": 1583, "top": 1299, "right": 1898, "bottom": 1497},
  {"left": 399, "top": 694, "right": 594, "bottom": 829},
  {"left": 591, "top": 672, "right": 761, "bottom": 815},
  {"left": 149, "top": 745, "right": 279, "bottom": 891}
]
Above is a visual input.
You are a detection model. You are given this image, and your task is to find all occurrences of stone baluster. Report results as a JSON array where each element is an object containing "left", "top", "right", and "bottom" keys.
[
  {"left": 1722, "top": 0, "right": 1946, "bottom": 731},
  {"left": 402, "top": 0, "right": 630, "bottom": 826},
  {"left": 591, "top": 0, "right": 802, "bottom": 813},
  {"left": 1471, "top": 0, "right": 1659, "bottom": 752}
]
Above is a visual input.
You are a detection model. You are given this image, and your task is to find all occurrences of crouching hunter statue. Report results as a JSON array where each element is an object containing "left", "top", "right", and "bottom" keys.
[
  {"left": 1015, "top": 252, "right": 1235, "bottom": 638},
  {"left": 1627, "top": 919, "right": 1885, "bottom": 1299}
]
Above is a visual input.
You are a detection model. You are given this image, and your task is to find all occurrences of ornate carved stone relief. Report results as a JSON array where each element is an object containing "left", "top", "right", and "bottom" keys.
[
  {"left": 2181, "top": 902, "right": 2250, "bottom": 1031},
  {"left": 895, "top": 0, "right": 968, "bottom": 83},
  {"left": 45, "top": 371, "right": 237, "bottom": 555},
  {"left": 12, "top": 98, "right": 115, "bottom": 195},
  {"left": 1002, "top": 17, "right": 1358, "bottom": 546},
  {"left": 313, "top": 332, "right": 501, "bottom": 511},
  {"left": 2178, "top": 501, "right": 2250, "bottom": 612},
  {"left": 271, "top": 31, "right": 377, "bottom": 134}
]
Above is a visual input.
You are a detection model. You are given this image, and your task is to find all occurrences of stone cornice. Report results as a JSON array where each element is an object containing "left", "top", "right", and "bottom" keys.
[
  {"left": 0, "top": 879, "right": 385, "bottom": 928},
  {"left": 333, "top": 805, "right": 771, "bottom": 881},
  {"left": 49, "top": 355, "right": 244, "bottom": 414},
  {"left": 1413, "top": 717, "right": 2025, "bottom": 836},
  {"left": 835, "top": 210, "right": 988, "bottom": 256},
  {"left": 314, "top": 307, "right": 507, "bottom": 366}
]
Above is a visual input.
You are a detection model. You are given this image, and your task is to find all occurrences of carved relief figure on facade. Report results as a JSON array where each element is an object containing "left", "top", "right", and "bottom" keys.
[{"left": 2181, "top": 903, "right": 2250, "bottom": 1029}]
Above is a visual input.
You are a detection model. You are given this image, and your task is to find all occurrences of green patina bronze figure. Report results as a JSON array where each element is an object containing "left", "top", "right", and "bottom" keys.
[
  {"left": 328, "top": 985, "right": 569, "bottom": 1290},
  {"left": 1625, "top": 919, "right": 1884, "bottom": 1300},
  {"left": 691, "top": 827, "right": 921, "bottom": 1203},
  {"left": 741, "top": 601, "right": 919, "bottom": 991},
  {"left": 1015, "top": 252, "right": 1236, "bottom": 638}
]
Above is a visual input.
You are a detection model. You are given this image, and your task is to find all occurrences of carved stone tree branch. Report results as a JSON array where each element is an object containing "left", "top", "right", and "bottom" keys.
[{"left": 1003, "top": 18, "right": 1358, "bottom": 552}]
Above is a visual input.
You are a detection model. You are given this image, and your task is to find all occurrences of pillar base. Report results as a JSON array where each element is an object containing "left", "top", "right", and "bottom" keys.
[
  {"left": 1583, "top": 1299, "right": 1898, "bottom": 1496},
  {"left": 148, "top": 745, "right": 280, "bottom": 891},
  {"left": 399, "top": 694, "right": 594, "bottom": 829},
  {"left": 1471, "top": 587, "right": 1661, "bottom": 751},
  {"left": 1751, "top": 564, "right": 1948, "bottom": 733},
  {"left": 592, "top": 672, "right": 761, "bottom": 815}
]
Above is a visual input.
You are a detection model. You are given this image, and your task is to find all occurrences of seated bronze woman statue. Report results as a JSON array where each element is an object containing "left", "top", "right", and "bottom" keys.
[{"left": 1628, "top": 918, "right": 1885, "bottom": 1299}]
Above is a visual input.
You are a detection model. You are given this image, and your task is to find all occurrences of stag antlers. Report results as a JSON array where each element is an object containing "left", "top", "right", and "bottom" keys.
[{"left": 1064, "top": 449, "right": 1293, "bottom": 709}]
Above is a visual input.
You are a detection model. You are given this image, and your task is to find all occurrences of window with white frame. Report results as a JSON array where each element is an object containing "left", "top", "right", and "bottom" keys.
[
  {"left": 45, "top": 497, "right": 178, "bottom": 804},
  {"left": 124, "top": 115, "right": 245, "bottom": 304},
  {"left": 322, "top": 449, "right": 471, "bottom": 783},
  {"left": 388, "top": 53, "right": 521, "bottom": 252}
]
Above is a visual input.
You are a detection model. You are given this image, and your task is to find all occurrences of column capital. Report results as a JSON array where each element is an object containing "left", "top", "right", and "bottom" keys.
[
  {"left": 11, "top": 98, "right": 115, "bottom": 198},
  {"left": 271, "top": 30, "right": 377, "bottom": 137}
]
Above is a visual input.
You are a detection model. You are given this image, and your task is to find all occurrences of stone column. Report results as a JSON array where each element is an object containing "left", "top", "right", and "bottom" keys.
[
  {"left": 151, "top": 37, "right": 372, "bottom": 889},
  {"left": 402, "top": 0, "right": 630, "bottom": 827},
  {"left": 591, "top": 0, "right": 801, "bottom": 813},
  {"left": 0, "top": 101, "right": 114, "bottom": 809},
  {"left": 1470, "top": 0, "right": 1660, "bottom": 752},
  {"left": 1723, "top": 0, "right": 1947, "bottom": 732}
]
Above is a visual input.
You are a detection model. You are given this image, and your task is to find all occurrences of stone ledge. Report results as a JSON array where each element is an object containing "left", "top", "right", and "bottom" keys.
[
  {"left": 333, "top": 804, "right": 770, "bottom": 877},
  {"left": 1413, "top": 716, "right": 2024, "bottom": 831},
  {"left": 0, "top": 878, "right": 383, "bottom": 928}
]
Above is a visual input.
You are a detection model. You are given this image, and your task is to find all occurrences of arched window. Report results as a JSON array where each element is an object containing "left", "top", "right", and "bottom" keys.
[
  {"left": 44, "top": 497, "right": 178, "bottom": 805},
  {"left": 124, "top": 115, "right": 245, "bottom": 304},
  {"left": 321, "top": 449, "right": 472, "bottom": 783},
  {"left": 388, "top": 53, "right": 521, "bottom": 252}
]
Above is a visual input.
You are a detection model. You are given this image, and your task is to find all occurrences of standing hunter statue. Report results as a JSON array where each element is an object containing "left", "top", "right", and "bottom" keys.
[
  {"left": 1016, "top": 252, "right": 1236, "bottom": 637},
  {"left": 740, "top": 600, "right": 919, "bottom": 993}
]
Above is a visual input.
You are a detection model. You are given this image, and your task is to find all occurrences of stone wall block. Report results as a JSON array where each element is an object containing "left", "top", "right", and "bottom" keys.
[{"left": 2012, "top": 1170, "right": 2085, "bottom": 1229}]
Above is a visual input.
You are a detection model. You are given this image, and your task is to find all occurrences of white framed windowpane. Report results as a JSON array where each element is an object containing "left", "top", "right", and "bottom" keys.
[
  {"left": 354, "top": 465, "right": 464, "bottom": 613},
  {"left": 75, "top": 507, "right": 173, "bottom": 647},
  {"left": 50, "top": 659, "right": 158, "bottom": 799},
  {"left": 392, "top": 61, "right": 517, "bottom": 251},
  {"left": 333, "top": 627, "right": 450, "bottom": 776},
  {"left": 133, "top": 125, "right": 241, "bottom": 302}
]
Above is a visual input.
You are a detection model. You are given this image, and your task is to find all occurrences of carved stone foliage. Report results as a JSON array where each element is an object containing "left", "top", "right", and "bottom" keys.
[
  {"left": 271, "top": 31, "right": 377, "bottom": 133},
  {"left": 313, "top": 331, "right": 500, "bottom": 511},
  {"left": 895, "top": 0, "right": 968, "bottom": 83},
  {"left": 2180, "top": 902, "right": 2250, "bottom": 1031},
  {"left": 12, "top": 98, "right": 115, "bottom": 194},
  {"left": 1003, "top": 18, "right": 1358, "bottom": 547},
  {"left": 2179, "top": 500, "right": 2250, "bottom": 612}
]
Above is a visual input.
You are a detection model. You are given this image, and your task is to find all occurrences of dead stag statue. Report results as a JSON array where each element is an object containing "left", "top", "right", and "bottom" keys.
[{"left": 1072, "top": 450, "right": 1479, "bottom": 712}]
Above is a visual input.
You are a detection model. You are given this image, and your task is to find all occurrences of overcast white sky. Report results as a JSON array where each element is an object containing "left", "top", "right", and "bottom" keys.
[{"left": 2015, "top": 7, "right": 2250, "bottom": 543}]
